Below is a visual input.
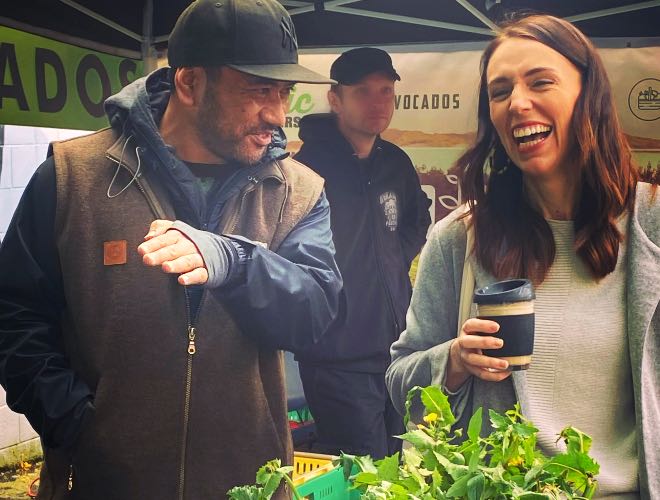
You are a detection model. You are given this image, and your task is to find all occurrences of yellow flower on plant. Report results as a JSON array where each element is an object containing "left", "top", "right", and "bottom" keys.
[
  {"left": 423, "top": 413, "right": 438, "bottom": 424},
  {"left": 507, "top": 456, "right": 524, "bottom": 467}
]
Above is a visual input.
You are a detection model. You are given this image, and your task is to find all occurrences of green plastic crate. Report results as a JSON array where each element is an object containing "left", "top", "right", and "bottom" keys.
[{"left": 295, "top": 465, "right": 360, "bottom": 500}]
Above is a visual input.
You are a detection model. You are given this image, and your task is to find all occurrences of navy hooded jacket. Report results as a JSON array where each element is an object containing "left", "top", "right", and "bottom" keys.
[{"left": 294, "top": 113, "right": 431, "bottom": 372}]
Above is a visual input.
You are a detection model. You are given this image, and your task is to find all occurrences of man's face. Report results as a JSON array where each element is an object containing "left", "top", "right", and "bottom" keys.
[
  {"left": 196, "top": 67, "right": 295, "bottom": 165},
  {"left": 329, "top": 72, "right": 396, "bottom": 136}
]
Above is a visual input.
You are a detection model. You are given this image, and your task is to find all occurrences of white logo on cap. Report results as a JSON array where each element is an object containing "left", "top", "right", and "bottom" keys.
[{"left": 280, "top": 17, "right": 298, "bottom": 52}]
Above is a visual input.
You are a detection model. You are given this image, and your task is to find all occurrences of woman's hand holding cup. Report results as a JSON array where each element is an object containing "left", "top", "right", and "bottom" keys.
[{"left": 445, "top": 318, "right": 511, "bottom": 391}]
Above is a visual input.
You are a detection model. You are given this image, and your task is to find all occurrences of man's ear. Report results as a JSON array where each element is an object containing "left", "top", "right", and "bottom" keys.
[
  {"left": 327, "top": 88, "right": 341, "bottom": 114},
  {"left": 173, "top": 67, "right": 206, "bottom": 107}
]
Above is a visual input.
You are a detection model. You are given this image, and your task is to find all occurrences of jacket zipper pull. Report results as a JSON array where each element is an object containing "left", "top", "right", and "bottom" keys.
[{"left": 187, "top": 326, "right": 197, "bottom": 355}]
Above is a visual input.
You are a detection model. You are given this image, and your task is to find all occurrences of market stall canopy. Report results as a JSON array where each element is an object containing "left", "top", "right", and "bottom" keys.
[{"left": 2, "top": 0, "right": 659, "bottom": 61}]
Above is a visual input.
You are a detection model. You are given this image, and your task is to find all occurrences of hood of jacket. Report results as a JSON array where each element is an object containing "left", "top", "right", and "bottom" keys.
[
  {"left": 298, "top": 113, "right": 360, "bottom": 157},
  {"left": 103, "top": 67, "right": 289, "bottom": 226}
]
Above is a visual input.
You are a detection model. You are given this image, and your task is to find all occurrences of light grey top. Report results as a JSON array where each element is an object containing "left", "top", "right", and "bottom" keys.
[
  {"left": 386, "top": 183, "right": 659, "bottom": 499},
  {"left": 526, "top": 218, "right": 637, "bottom": 498}
]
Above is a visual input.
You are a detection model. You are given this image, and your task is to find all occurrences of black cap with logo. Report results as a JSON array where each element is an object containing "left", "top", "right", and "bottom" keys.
[
  {"left": 167, "top": 0, "right": 335, "bottom": 84},
  {"left": 330, "top": 47, "right": 401, "bottom": 85}
]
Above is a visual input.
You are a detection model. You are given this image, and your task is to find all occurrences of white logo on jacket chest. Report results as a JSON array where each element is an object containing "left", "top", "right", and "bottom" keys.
[{"left": 379, "top": 191, "right": 398, "bottom": 232}]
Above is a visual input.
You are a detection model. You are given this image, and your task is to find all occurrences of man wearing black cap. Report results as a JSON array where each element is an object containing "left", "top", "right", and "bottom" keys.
[
  {"left": 0, "top": 1, "right": 342, "bottom": 498},
  {"left": 294, "top": 48, "right": 432, "bottom": 458}
]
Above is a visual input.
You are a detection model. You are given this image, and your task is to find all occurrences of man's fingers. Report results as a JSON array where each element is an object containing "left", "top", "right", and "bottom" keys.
[
  {"left": 144, "top": 220, "right": 175, "bottom": 241},
  {"left": 142, "top": 239, "right": 197, "bottom": 267},
  {"left": 139, "top": 225, "right": 208, "bottom": 286},
  {"left": 138, "top": 230, "right": 185, "bottom": 259},
  {"left": 162, "top": 253, "right": 205, "bottom": 275},
  {"left": 178, "top": 267, "right": 209, "bottom": 286}
]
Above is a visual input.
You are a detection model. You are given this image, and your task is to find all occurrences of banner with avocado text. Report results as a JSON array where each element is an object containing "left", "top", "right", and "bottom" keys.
[
  {"left": 291, "top": 45, "right": 660, "bottom": 225},
  {"left": 0, "top": 25, "right": 143, "bottom": 130}
]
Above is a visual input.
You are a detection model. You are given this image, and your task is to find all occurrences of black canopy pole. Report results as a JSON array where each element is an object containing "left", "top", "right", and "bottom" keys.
[{"left": 142, "top": 0, "right": 157, "bottom": 74}]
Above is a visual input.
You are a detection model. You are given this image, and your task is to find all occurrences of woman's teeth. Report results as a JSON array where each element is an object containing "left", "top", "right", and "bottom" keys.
[{"left": 513, "top": 124, "right": 552, "bottom": 148}]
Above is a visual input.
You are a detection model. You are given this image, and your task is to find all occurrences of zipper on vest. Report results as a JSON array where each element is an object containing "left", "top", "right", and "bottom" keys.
[{"left": 178, "top": 288, "right": 206, "bottom": 500}]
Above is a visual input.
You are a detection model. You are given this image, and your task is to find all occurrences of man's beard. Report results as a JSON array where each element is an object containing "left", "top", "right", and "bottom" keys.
[{"left": 196, "top": 87, "right": 272, "bottom": 166}]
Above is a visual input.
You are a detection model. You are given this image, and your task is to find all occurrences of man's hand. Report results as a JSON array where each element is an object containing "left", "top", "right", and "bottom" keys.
[{"left": 137, "top": 220, "right": 209, "bottom": 285}]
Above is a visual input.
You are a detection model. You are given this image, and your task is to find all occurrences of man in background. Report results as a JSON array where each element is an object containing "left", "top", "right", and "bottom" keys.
[{"left": 295, "top": 47, "right": 431, "bottom": 458}]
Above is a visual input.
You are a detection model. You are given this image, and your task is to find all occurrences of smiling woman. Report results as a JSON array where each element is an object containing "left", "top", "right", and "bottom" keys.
[
  {"left": 460, "top": 14, "right": 638, "bottom": 283},
  {"left": 486, "top": 39, "right": 582, "bottom": 185},
  {"left": 386, "top": 13, "right": 659, "bottom": 500}
]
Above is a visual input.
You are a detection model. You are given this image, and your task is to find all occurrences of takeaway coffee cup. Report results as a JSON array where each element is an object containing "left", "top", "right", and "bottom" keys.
[{"left": 473, "top": 279, "right": 535, "bottom": 371}]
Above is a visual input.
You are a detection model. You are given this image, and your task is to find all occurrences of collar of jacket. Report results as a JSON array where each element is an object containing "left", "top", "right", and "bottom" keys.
[
  {"left": 106, "top": 134, "right": 285, "bottom": 184},
  {"left": 103, "top": 68, "right": 289, "bottom": 227},
  {"left": 300, "top": 112, "right": 385, "bottom": 161}
]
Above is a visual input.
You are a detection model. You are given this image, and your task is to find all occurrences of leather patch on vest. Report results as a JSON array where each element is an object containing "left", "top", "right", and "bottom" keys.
[{"left": 104, "top": 240, "right": 127, "bottom": 266}]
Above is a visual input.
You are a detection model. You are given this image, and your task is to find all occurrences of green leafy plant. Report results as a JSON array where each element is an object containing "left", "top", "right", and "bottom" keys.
[
  {"left": 227, "top": 459, "right": 301, "bottom": 500},
  {"left": 227, "top": 385, "right": 599, "bottom": 499},
  {"left": 341, "top": 385, "right": 599, "bottom": 499}
]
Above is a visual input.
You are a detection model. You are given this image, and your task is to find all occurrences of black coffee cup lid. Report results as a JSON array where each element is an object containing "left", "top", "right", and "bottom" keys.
[{"left": 474, "top": 279, "right": 535, "bottom": 305}]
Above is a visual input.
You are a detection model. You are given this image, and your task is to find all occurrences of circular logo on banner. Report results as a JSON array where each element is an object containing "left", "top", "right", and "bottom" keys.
[{"left": 628, "top": 78, "right": 660, "bottom": 121}]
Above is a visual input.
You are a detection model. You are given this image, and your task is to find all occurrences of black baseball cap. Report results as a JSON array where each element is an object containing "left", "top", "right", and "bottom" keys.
[
  {"left": 167, "top": 0, "right": 335, "bottom": 84},
  {"left": 330, "top": 47, "right": 401, "bottom": 85}
]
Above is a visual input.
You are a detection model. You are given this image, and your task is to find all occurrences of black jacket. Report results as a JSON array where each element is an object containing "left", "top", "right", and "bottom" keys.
[{"left": 294, "top": 113, "right": 431, "bottom": 372}]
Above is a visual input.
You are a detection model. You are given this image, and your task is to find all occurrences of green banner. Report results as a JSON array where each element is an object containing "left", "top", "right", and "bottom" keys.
[{"left": 0, "top": 25, "right": 143, "bottom": 130}]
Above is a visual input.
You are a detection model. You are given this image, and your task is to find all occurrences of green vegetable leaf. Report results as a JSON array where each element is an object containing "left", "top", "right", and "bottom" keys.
[
  {"left": 434, "top": 452, "right": 469, "bottom": 481},
  {"left": 403, "top": 447, "right": 423, "bottom": 469},
  {"left": 352, "top": 455, "right": 379, "bottom": 474},
  {"left": 255, "top": 460, "right": 285, "bottom": 499},
  {"left": 513, "top": 422, "right": 538, "bottom": 438},
  {"left": 523, "top": 434, "right": 536, "bottom": 467},
  {"left": 545, "top": 452, "right": 600, "bottom": 494},
  {"left": 467, "top": 407, "right": 483, "bottom": 443},
  {"left": 377, "top": 453, "right": 401, "bottom": 482},
  {"left": 517, "top": 493, "right": 552, "bottom": 499},
  {"left": 468, "top": 444, "right": 481, "bottom": 473},
  {"left": 547, "top": 451, "right": 599, "bottom": 476},
  {"left": 338, "top": 453, "right": 356, "bottom": 480},
  {"left": 559, "top": 426, "right": 593, "bottom": 454},
  {"left": 403, "top": 385, "right": 423, "bottom": 427},
  {"left": 489, "top": 409, "right": 510, "bottom": 430},
  {"left": 446, "top": 471, "right": 472, "bottom": 498},
  {"left": 227, "top": 485, "right": 266, "bottom": 500},
  {"left": 523, "top": 463, "right": 544, "bottom": 485},
  {"left": 352, "top": 472, "right": 382, "bottom": 487},
  {"left": 422, "top": 449, "right": 440, "bottom": 470},
  {"left": 419, "top": 386, "right": 456, "bottom": 426},
  {"left": 400, "top": 429, "right": 435, "bottom": 449},
  {"left": 467, "top": 472, "right": 485, "bottom": 500}
]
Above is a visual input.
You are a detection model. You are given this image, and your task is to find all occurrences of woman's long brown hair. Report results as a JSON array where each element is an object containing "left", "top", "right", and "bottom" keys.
[{"left": 459, "top": 14, "right": 638, "bottom": 283}]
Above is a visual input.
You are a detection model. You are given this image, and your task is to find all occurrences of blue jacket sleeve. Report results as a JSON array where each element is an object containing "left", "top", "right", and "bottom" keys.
[
  {"left": 0, "top": 158, "right": 94, "bottom": 450},
  {"left": 220, "top": 191, "right": 344, "bottom": 352}
]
